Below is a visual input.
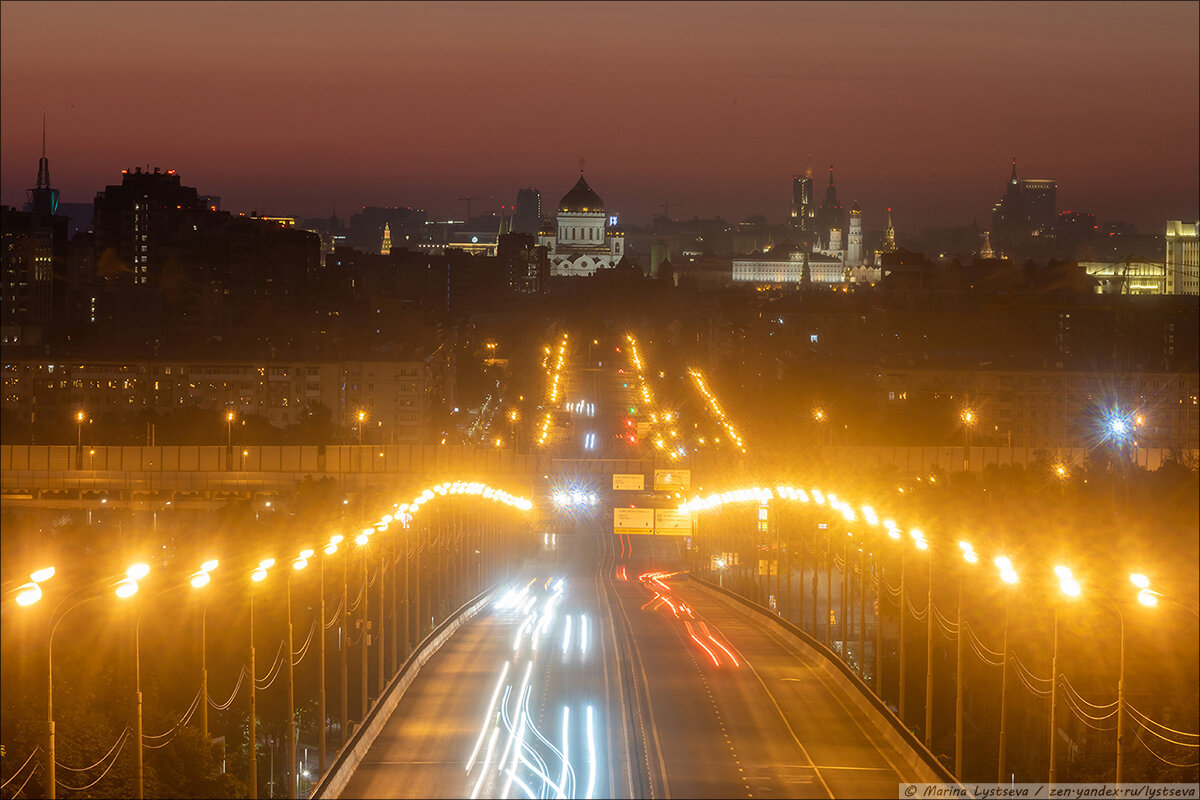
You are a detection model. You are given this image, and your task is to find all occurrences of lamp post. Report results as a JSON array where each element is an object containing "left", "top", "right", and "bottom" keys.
[
  {"left": 356, "top": 531, "right": 371, "bottom": 723},
  {"left": 340, "top": 541, "right": 349, "bottom": 747},
  {"left": 897, "top": 528, "right": 908, "bottom": 722},
  {"left": 357, "top": 411, "right": 366, "bottom": 446},
  {"left": 960, "top": 408, "right": 975, "bottom": 471},
  {"left": 509, "top": 409, "right": 520, "bottom": 455},
  {"left": 32, "top": 568, "right": 140, "bottom": 800},
  {"left": 249, "top": 559, "right": 274, "bottom": 800},
  {"left": 196, "top": 559, "right": 220, "bottom": 742},
  {"left": 995, "top": 556, "right": 1018, "bottom": 785},
  {"left": 135, "top": 562, "right": 219, "bottom": 800},
  {"left": 285, "top": 551, "right": 314, "bottom": 799},
  {"left": 318, "top": 536, "right": 341, "bottom": 776},
  {"left": 1048, "top": 566, "right": 1081, "bottom": 788},
  {"left": 955, "top": 542, "right": 978, "bottom": 780},
  {"left": 75, "top": 411, "right": 85, "bottom": 468},
  {"left": 912, "top": 531, "right": 932, "bottom": 750}
]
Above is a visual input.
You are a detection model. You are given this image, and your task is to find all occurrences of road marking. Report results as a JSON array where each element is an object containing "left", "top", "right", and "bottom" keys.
[{"left": 698, "top": 585, "right": 912, "bottom": 782}]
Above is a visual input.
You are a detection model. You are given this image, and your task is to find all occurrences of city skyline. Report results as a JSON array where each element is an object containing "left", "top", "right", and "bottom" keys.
[{"left": 2, "top": 1, "right": 1198, "bottom": 230}]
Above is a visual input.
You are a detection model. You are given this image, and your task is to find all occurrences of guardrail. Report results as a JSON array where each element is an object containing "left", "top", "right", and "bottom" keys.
[{"left": 310, "top": 584, "right": 500, "bottom": 799}]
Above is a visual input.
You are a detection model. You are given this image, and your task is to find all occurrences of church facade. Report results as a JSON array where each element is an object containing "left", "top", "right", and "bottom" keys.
[{"left": 537, "top": 173, "right": 625, "bottom": 277}]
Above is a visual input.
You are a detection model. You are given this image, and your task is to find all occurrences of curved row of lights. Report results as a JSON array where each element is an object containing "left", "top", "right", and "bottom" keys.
[
  {"left": 14, "top": 481, "right": 533, "bottom": 606},
  {"left": 678, "top": 484, "right": 1164, "bottom": 605},
  {"left": 624, "top": 333, "right": 683, "bottom": 460},
  {"left": 687, "top": 368, "right": 745, "bottom": 453},
  {"left": 536, "top": 334, "right": 570, "bottom": 447}
]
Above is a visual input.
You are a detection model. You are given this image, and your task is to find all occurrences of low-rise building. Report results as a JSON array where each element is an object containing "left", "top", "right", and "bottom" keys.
[
  {"left": 1, "top": 345, "right": 452, "bottom": 444},
  {"left": 876, "top": 367, "right": 1199, "bottom": 450}
]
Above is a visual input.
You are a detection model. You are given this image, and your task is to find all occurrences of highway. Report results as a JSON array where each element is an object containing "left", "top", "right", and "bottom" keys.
[{"left": 338, "top": 334, "right": 935, "bottom": 798}]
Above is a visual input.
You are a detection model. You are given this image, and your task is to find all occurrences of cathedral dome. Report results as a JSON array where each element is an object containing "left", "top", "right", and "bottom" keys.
[{"left": 558, "top": 175, "right": 604, "bottom": 213}]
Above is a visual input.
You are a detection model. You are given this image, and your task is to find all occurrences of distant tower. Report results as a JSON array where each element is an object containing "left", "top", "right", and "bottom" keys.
[
  {"left": 847, "top": 201, "right": 863, "bottom": 265},
  {"left": 791, "top": 156, "right": 813, "bottom": 232},
  {"left": 381, "top": 223, "right": 392, "bottom": 255},
  {"left": 29, "top": 115, "right": 60, "bottom": 216},
  {"left": 882, "top": 208, "right": 897, "bottom": 253},
  {"left": 980, "top": 230, "right": 995, "bottom": 259},
  {"left": 815, "top": 165, "right": 845, "bottom": 244},
  {"left": 829, "top": 228, "right": 843, "bottom": 254}
]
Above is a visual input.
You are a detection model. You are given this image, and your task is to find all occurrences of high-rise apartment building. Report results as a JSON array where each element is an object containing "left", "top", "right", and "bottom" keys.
[
  {"left": 92, "top": 167, "right": 205, "bottom": 286},
  {"left": 514, "top": 188, "right": 542, "bottom": 234}
]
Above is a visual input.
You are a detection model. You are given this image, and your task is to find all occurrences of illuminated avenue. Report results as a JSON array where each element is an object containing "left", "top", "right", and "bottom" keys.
[{"left": 2, "top": 4, "right": 1198, "bottom": 800}]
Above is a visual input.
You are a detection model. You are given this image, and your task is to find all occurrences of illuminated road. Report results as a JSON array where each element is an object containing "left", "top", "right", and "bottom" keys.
[
  {"left": 608, "top": 531, "right": 933, "bottom": 799},
  {"left": 339, "top": 336, "right": 935, "bottom": 798},
  {"left": 339, "top": 527, "right": 639, "bottom": 799}
]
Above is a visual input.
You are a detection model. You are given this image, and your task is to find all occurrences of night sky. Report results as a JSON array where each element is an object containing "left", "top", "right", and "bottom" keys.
[{"left": 2, "top": 1, "right": 1197, "bottom": 230}]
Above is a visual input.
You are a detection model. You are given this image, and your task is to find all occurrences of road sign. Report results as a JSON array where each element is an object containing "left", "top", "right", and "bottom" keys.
[
  {"left": 653, "top": 469, "right": 691, "bottom": 491},
  {"left": 654, "top": 508, "right": 692, "bottom": 535},
  {"left": 612, "top": 473, "right": 645, "bottom": 491},
  {"left": 758, "top": 559, "right": 778, "bottom": 576},
  {"left": 613, "top": 507, "right": 654, "bottom": 535}
]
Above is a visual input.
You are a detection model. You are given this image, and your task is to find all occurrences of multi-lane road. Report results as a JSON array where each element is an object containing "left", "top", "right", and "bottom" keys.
[{"left": 339, "top": 335, "right": 935, "bottom": 798}]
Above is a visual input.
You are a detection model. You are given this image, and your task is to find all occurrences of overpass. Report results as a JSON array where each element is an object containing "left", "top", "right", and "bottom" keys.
[{"left": 0, "top": 444, "right": 655, "bottom": 510}]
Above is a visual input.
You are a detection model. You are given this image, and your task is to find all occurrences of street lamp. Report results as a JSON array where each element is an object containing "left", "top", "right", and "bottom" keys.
[
  {"left": 960, "top": 408, "right": 976, "bottom": 470},
  {"left": 357, "top": 411, "right": 366, "bottom": 446},
  {"left": 954, "top": 541, "right": 978, "bottom": 780},
  {"left": 995, "top": 555, "right": 1018, "bottom": 785},
  {"left": 1048, "top": 566, "right": 1081, "bottom": 788},
  {"left": 27, "top": 566, "right": 142, "bottom": 800},
  {"left": 226, "top": 411, "right": 235, "bottom": 449},
  {"left": 283, "top": 552, "right": 311, "bottom": 799},
  {"left": 135, "top": 562, "right": 217, "bottom": 799},
  {"left": 75, "top": 410, "right": 85, "bottom": 450},
  {"left": 248, "top": 558, "right": 274, "bottom": 800},
  {"left": 317, "top": 534, "right": 343, "bottom": 777}
]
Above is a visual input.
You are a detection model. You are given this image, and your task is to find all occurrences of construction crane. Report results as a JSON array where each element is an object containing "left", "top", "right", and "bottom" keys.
[
  {"left": 658, "top": 202, "right": 684, "bottom": 223},
  {"left": 454, "top": 195, "right": 493, "bottom": 222}
]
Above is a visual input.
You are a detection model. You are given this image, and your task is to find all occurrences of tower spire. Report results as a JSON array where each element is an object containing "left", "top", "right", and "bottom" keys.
[
  {"left": 828, "top": 165, "right": 835, "bottom": 186},
  {"left": 29, "top": 113, "right": 59, "bottom": 215},
  {"left": 1010, "top": 158, "right": 1018, "bottom": 184},
  {"left": 805, "top": 154, "right": 812, "bottom": 179},
  {"left": 36, "top": 113, "right": 50, "bottom": 190}
]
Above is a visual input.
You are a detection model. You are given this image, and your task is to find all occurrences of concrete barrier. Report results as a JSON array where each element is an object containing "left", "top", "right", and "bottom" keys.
[
  {"left": 689, "top": 574, "right": 960, "bottom": 785},
  {"left": 310, "top": 585, "right": 500, "bottom": 799}
]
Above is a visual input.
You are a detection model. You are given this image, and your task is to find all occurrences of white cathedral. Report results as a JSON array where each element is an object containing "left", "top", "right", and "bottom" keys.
[{"left": 538, "top": 172, "right": 625, "bottom": 277}]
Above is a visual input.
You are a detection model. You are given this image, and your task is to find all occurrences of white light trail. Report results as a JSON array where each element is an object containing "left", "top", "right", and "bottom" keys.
[
  {"left": 586, "top": 704, "right": 597, "bottom": 799},
  {"left": 467, "top": 660, "right": 512, "bottom": 771},
  {"left": 469, "top": 726, "right": 502, "bottom": 799},
  {"left": 562, "top": 615, "right": 573, "bottom": 655},
  {"left": 500, "top": 686, "right": 530, "bottom": 798},
  {"left": 505, "top": 768, "right": 538, "bottom": 800},
  {"left": 558, "top": 706, "right": 571, "bottom": 800},
  {"left": 580, "top": 614, "right": 589, "bottom": 655},
  {"left": 497, "top": 663, "right": 534, "bottom": 778}
]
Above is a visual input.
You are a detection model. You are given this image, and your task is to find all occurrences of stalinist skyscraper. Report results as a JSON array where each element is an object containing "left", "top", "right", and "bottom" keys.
[{"left": 790, "top": 158, "right": 814, "bottom": 235}]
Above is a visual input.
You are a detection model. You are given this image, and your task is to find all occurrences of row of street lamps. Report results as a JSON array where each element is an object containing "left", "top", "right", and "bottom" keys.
[
  {"left": 6, "top": 480, "right": 534, "bottom": 800},
  {"left": 682, "top": 485, "right": 1192, "bottom": 784}
]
